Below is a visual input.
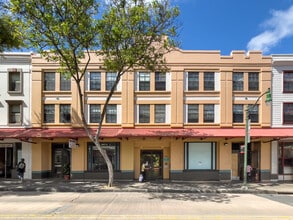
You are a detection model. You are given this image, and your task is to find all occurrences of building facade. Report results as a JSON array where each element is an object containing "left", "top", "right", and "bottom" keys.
[
  {"left": 0, "top": 52, "right": 32, "bottom": 179},
  {"left": 271, "top": 55, "right": 293, "bottom": 181}
]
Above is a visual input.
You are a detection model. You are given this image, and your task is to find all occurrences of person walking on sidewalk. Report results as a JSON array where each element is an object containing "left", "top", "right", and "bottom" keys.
[{"left": 17, "top": 158, "right": 26, "bottom": 182}]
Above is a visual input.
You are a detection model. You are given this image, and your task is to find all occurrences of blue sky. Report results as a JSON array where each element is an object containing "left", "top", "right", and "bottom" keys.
[{"left": 175, "top": 0, "right": 293, "bottom": 55}]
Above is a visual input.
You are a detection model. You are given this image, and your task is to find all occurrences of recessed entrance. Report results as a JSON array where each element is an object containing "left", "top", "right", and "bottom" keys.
[
  {"left": 141, "top": 150, "right": 163, "bottom": 180},
  {"left": 52, "top": 143, "right": 70, "bottom": 178}
]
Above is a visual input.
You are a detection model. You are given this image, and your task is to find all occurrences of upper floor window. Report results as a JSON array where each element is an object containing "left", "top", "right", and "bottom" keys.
[
  {"left": 106, "top": 104, "right": 117, "bottom": 123},
  {"left": 90, "top": 72, "right": 101, "bottom": 91},
  {"left": 139, "top": 104, "right": 150, "bottom": 123},
  {"left": 248, "top": 72, "right": 259, "bottom": 91},
  {"left": 44, "top": 104, "right": 55, "bottom": 123},
  {"left": 44, "top": 72, "right": 55, "bottom": 91},
  {"left": 8, "top": 69, "right": 22, "bottom": 93},
  {"left": 60, "top": 104, "right": 71, "bottom": 123},
  {"left": 233, "top": 72, "right": 243, "bottom": 91},
  {"left": 155, "top": 104, "right": 166, "bottom": 123},
  {"left": 233, "top": 104, "right": 243, "bottom": 123},
  {"left": 283, "top": 103, "right": 293, "bottom": 124},
  {"left": 7, "top": 101, "right": 22, "bottom": 125},
  {"left": 139, "top": 72, "right": 150, "bottom": 91},
  {"left": 155, "top": 72, "right": 166, "bottom": 91},
  {"left": 283, "top": 71, "right": 293, "bottom": 93},
  {"left": 204, "top": 72, "right": 215, "bottom": 91},
  {"left": 187, "top": 72, "right": 199, "bottom": 91},
  {"left": 187, "top": 104, "right": 199, "bottom": 123},
  {"left": 248, "top": 104, "right": 259, "bottom": 123},
  {"left": 204, "top": 104, "right": 214, "bottom": 123},
  {"left": 106, "top": 72, "right": 117, "bottom": 91},
  {"left": 60, "top": 74, "right": 71, "bottom": 91},
  {"left": 89, "top": 104, "right": 101, "bottom": 123}
]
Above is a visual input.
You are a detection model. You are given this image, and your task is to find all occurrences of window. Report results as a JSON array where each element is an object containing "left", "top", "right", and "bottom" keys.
[
  {"left": 248, "top": 72, "right": 259, "bottom": 91},
  {"left": 283, "top": 71, "right": 293, "bottom": 93},
  {"left": 139, "top": 72, "right": 150, "bottom": 91},
  {"left": 89, "top": 104, "right": 101, "bottom": 123},
  {"left": 90, "top": 72, "right": 101, "bottom": 91},
  {"left": 106, "top": 104, "right": 117, "bottom": 123},
  {"left": 60, "top": 104, "right": 71, "bottom": 123},
  {"left": 278, "top": 143, "right": 293, "bottom": 175},
  {"left": 60, "top": 74, "right": 71, "bottom": 91},
  {"left": 185, "top": 142, "right": 216, "bottom": 170},
  {"left": 8, "top": 69, "right": 22, "bottom": 93},
  {"left": 187, "top": 104, "right": 199, "bottom": 123},
  {"left": 44, "top": 72, "right": 55, "bottom": 91},
  {"left": 204, "top": 104, "right": 214, "bottom": 123},
  {"left": 155, "top": 104, "right": 165, "bottom": 123},
  {"left": 44, "top": 104, "right": 55, "bottom": 123},
  {"left": 139, "top": 104, "right": 150, "bottom": 123},
  {"left": 233, "top": 72, "right": 243, "bottom": 91},
  {"left": 8, "top": 102, "right": 22, "bottom": 124},
  {"left": 155, "top": 72, "right": 166, "bottom": 91},
  {"left": 87, "top": 142, "right": 120, "bottom": 172},
  {"left": 187, "top": 72, "right": 199, "bottom": 91},
  {"left": 248, "top": 104, "right": 258, "bottom": 123},
  {"left": 106, "top": 72, "right": 117, "bottom": 91},
  {"left": 283, "top": 103, "right": 293, "bottom": 124},
  {"left": 233, "top": 104, "right": 243, "bottom": 123},
  {"left": 204, "top": 72, "right": 214, "bottom": 91}
]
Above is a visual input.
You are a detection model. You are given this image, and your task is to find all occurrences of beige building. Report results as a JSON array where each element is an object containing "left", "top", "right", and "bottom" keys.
[{"left": 4, "top": 49, "right": 293, "bottom": 181}]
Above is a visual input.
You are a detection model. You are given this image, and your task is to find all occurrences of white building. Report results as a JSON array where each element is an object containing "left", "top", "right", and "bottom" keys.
[
  {"left": 271, "top": 54, "right": 293, "bottom": 181},
  {"left": 0, "top": 52, "right": 32, "bottom": 179}
]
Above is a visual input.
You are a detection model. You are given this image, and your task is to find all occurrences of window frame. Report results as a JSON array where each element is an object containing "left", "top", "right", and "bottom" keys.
[
  {"left": 187, "top": 72, "right": 199, "bottom": 91},
  {"left": 105, "top": 104, "right": 117, "bottom": 123},
  {"left": 59, "top": 104, "right": 71, "bottom": 123},
  {"left": 89, "top": 72, "right": 101, "bottom": 91},
  {"left": 155, "top": 104, "right": 166, "bottom": 123},
  {"left": 8, "top": 69, "right": 23, "bottom": 94},
  {"left": 139, "top": 104, "right": 150, "bottom": 123},
  {"left": 138, "top": 72, "right": 150, "bottom": 91},
  {"left": 233, "top": 104, "right": 243, "bottom": 123},
  {"left": 283, "top": 103, "right": 293, "bottom": 124},
  {"left": 155, "top": 72, "right": 166, "bottom": 91},
  {"left": 204, "top": 72, "right": 215, "bottom": 91},
  {"left": 248, "top": 72, "right": 259, "bottom": 91},
  {"left": 106, "top": 72, "right": 117, "bottom": 91},
  {"left": 283, "top": 71, "right": 293, "bottom": 93},
  {"left": 187, "top": 104, "right": 199, "bottom": 123},
  {"left": 233, "top": 72, "right": 244, "bottom": 91},
  {"left": 248, "top": 104, "right": 259, "bottom": 123},
  {"left": 203, "top": 104, "right": 214, "bottom": 123},
  {"left": 89, "top": 104, "right": 101, "bottom": 123},
  {"left": 7, "top": 101, "right": 23, "bottom": 125},
  {"left": 60, "top": 74, "right": 71, "bottom": 91},
  {"left": 44, "top": 104, "right": 55, "bottom": 123},
  {"left": 44, "top": 72, "right": 56, "bottom": 91}
]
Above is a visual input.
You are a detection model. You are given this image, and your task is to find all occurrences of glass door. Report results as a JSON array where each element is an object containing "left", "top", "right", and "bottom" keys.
[
  {"left": 52, "top": 143, "right": 70, "bottom": 178},
  {"left": 141, "top": 150, "right": 163, "bottom": 180}
]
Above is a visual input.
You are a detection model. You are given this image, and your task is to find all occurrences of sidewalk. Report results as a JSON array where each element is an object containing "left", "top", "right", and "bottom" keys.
[{"left": 0, "top": 179, "right": 292, "bottom": 194}]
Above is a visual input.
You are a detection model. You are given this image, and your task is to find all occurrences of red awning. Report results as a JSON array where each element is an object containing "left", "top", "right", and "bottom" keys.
[{"left": 0, "top": 127, "right": 293, "bottom": 139}]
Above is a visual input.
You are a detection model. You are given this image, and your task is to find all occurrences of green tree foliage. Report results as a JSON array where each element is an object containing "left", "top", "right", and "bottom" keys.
[{"left": 10, "top": 0, "right": 179, "bottom": 187}]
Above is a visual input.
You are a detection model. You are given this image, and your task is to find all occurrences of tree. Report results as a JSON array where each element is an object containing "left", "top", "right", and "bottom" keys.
[
  {"left": 10, "top": 0, "right": 179, "bottom": 187},
  {"left": 0, "top": 1, "right": 23, "bottom": 52}
]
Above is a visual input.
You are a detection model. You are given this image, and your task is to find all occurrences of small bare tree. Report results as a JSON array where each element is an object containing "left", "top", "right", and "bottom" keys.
[{"left": 10, "top": 0, "right": 179, "bottom": 187}]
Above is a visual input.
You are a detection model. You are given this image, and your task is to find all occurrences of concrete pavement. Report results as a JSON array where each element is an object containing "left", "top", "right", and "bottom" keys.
[{"left": 0, "top": 179, "right": 292, "bottom": 194}]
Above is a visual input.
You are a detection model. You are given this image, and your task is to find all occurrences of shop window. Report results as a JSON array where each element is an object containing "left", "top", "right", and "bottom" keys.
[
  {"left": 233, "top": 104, "right": 243, "bottom": 123},
  {"left": 8, "top": 69, "right": 22, "bottom": 93},
  {"left": 187, "top": 104, "right": 199, "bottom": 123},
  {"left": 87, "top": 142, "right": 120, "bottom": 172},
  {"left": 155, "top": 72, "right": 166, "bottom": 91},
  {"left": 204, "top": 72, "right": 214, "bottom": 91},
  {"left": 106, "top": 104, "right": 117, "bottom": 123},
  {"left": 187, "top": 72, "right": 199, "bottom": 91},
  {"left": 7, "top": 101, "right": 22, "bottom": 125},
  {"left": 233, "top": 72, "right": 243, "bottom": 91},
  {"left": 204, "top": 104, "right": 214, "bottom": 123},
  {"left": 248, "top": 104, "right": 259, "bottom": 123},
  {"left": 283, "top": 71, "right": 293, "bottom": 93},
  {"left": 44, "top": 72, "right": 55, "bottom": 91},
  {"left": 106, "top": 72, "right": 117, "bottom": 91},
  {"left": 283, "top": 103, "right": 293, "bottom": 124},
  {"left": 60, "top": 74, "right": 71, "bottom": 91},
  {"left": 89, "top": 72, "right": 101, "bottom": 91},
  {"left": 44, "top": 104, "right": 55, "bottom": 123},
  {"left": 60, "top": 104, "right": 71, "bottom": 123},
  {"left": 89, "top": 104, "right": 101, "bottom": 123},
  {"left": 248, "top": 72, "right": 259, "bottom": 91},
  {"left": 278, "top": 143, "right": 293, "bottom": 175},
  {"left": 138, "top": 72, "right": 150, "bottom": 91},
  {"left": 184, "top": 142, "right": 216, "bottom": 170},
  {"left": 139, "top": 104, "right": 150, "bottom": 123},
  {"left": 155, "top": 104, "right": 165, "bottom": 123}
]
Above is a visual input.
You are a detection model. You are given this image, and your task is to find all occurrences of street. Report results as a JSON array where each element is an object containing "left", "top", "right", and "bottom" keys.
[{"left": 0, "top": 191, "right": 292, "bottom": 220}]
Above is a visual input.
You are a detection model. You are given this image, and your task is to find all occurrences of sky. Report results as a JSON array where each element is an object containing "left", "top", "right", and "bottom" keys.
[{"left": 174, "top": 0, "right": 293, "bottom": 55}]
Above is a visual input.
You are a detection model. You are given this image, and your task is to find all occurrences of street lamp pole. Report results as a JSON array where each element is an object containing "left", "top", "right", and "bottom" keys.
[{"left": 242, "top": 88, "right": 272, "bottom": 189}]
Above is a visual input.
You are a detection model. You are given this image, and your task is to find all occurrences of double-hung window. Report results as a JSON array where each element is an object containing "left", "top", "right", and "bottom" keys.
[
  {"left": 248, "top": 104, "right": 259, "bottom": 123},
  {"left": 248, "top": 72, "right": 259, "bottom": 91},
  {"left": 283, "top": 71, "right": 293, "bottom": 93},
  {"left": 44, "top": 104, "right": 55, "bottom": 123},
  {"left": 283, "top": 103, "right": 293, "bottom": 124},
  {"left": 204, "top": 72, "right": 214, "bottom": 91},
  {"left": 8, "top": 102, "right": 22, "bottom": 125},
  {"left": 187, "top": 104, "right": 199, "bottom": 123},
  {"left": 106, "top": 104, "right": 117, "bottom": 123},
  {"left": 187, "top": 72, "right": 199, "bottom": 91},
  {"left": 139, "top": 104, "right": 150, "bottom": 123},
  {"left": 60, "top": 74, "right": 71, "bottom": 91},
  {"left": 233, "top": 104, "right": 243, "bottom": 123},
  {"left": 204, "top": 104, "right": 214, "bottom": 123},
  {"left": 60, "top": 104, "right": 71, "bottom": 123},
  {"left": 90, "top": 72, "right": 101, "bottom": 91},
  {"left": 44, "top": 72, "right": 55, "bottom": 91},
  {"left": 8, "top": 69, "right": 22, "bottom": 93},
  {"left": 106, "top": 72, "right": 117, "bottom": 91},
  {"left": 155, "top": 72, "right": 166, "bottom": 91},
  {"left": 89, "top": 104, "right": 101, "bottom": 123},
  {"left": 233, "top": 72, "right": 244, "bottom": 91},
  {"left": 139, "top": 72, "right": 150, "bottom": 91},
  {"left": 155, "top": 104, "right": 165, "bottom": 123}
]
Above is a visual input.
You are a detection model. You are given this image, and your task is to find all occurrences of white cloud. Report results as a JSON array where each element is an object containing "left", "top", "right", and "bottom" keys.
[{"left": 247, "top": 5, "right": 293, "bottom": 53}]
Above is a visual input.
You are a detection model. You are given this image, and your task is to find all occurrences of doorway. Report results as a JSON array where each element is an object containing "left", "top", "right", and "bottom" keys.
[
  {"left": 52, "top": 143, "right": 70, "bottom": 178},
  {"left": 141, "top": 150, "right": 163, "bottom": 180}
]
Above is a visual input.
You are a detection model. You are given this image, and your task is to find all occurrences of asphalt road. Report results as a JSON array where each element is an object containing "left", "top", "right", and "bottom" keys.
[{"left": 0, "top": 191, "right": 292, "bottom": 220}]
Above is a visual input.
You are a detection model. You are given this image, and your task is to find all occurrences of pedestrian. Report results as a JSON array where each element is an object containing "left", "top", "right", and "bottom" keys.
[
  {"left": 17, "top": 158, "right": 26, "bottom": 182},
  {"left": 141, "top": 161, "right": 148, "bottom": 182},
  {"left": 247, "top": 164, "right": 252, "bottom": 182}
]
